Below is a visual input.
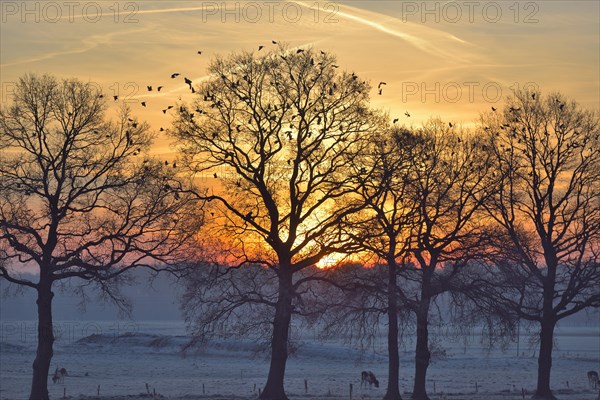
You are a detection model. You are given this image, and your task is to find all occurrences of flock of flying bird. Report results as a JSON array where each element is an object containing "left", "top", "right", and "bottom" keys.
[
  {"left": 108, "top": 42, "right": 423, "bottom": 132},
  {"left": 109, "top": 45, "right": 575, "bottom": 192},
  {"left": 112, "top": 42, "right": 549, "bottom": 157}
]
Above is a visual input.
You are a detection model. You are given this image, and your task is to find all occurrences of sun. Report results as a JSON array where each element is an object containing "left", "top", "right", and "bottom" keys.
[{"left": 316, "top": 253, "right": 346, "bottom": 269}]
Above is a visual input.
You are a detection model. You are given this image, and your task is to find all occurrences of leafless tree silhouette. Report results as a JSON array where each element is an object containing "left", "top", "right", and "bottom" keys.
[
  {"left": 0, "top": 74, "right": 200, "bottom": 400},
  {"left": 345, "top": 126, "right": 416, "bottom": 400},
  {"left": 480, "top": 90, "right": 600, "bottom": 400},
  {"left": 312, "top": 122, "right": 495, "bottom": 400},
  {"left": 171, "top": 47, "right": 385, "bottom": 400},
  {"left": 388, "top": 121, "right": 494, "bottom": 400}
]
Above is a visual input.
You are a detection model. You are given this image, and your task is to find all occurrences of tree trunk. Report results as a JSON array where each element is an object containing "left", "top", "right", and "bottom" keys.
[
  {"left": 411, "top": 296, "right": 431, "bottom": 400},
  {"left": 260, "top": 270, "right": 293, "bottom": 400},
  {"left": 384, "top": 262, "right": 402, "bottom": 400},
  {"left": 29, "top": 279, "right": 54, "bottom": 400},
  {"left": 532, "top": 316, "right": 557, "bottom": 400}
]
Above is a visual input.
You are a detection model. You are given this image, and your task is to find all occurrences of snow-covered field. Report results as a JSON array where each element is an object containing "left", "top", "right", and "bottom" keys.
[{"left": 1, "top": 321, "right": 598, "bottom": 400}]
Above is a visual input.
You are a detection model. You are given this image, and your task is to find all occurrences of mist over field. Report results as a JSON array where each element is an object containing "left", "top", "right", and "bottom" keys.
[
  {"left": 1, "top": 270, "right": 598, "bottom": 326},
  {"left": 0, "top": 269, "right": 181, "bottom": 322}
]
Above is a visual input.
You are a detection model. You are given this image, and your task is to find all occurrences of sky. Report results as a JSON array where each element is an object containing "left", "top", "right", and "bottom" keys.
[{"left": 1, "top": 0, "right": 599, "bottom": 159}]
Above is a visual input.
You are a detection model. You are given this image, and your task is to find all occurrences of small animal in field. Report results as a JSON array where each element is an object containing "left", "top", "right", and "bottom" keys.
[
  {"left": 361, "top": 370, "right": 379, "bottom": 389},
  {"left": 588, "top": 370, "right": 599, "bottom": 389},
  {"left": 52, "top": 367, "right": 68, "bottom": 384}
]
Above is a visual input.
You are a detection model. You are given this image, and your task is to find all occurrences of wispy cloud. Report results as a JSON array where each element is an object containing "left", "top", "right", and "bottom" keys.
[
  {"left": 293, "top": 1, "right": 473, "bottom": 62},
  {"left": 0, "top": 28, "right": 150, "bottom": 67},
  {"left": 55, "top": 4, "right": 214, "bottom": 21}
]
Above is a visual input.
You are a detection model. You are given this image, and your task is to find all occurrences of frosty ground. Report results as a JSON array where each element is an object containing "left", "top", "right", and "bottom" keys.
[{"left": 1, "top": 321, "right": 598, "bottom": 400}]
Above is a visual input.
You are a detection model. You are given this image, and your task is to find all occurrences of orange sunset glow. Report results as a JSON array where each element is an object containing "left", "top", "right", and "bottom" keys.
[{"left": 1, "top": 2, "right": 599, "bottom": 400}]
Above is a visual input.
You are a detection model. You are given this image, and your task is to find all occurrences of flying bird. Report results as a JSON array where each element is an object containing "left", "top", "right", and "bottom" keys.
[
  {"left": 296, "top": 49, "right": 304, "bottom": 53},
  {"left": 197, "top": 51, "right": 202, "bottom": 55},
  {"left": 258, "top": 45, "right": 264, "bottom": 51},
  {"left": 113, "top": 95, "right": 118, "bottom": 101},
  {"left": 491, "top": 106, "right": 497, "bottom": 112},
  {"left": 378, "top": 88, "right": 383, "bottom": 95},
  {"left": 378, "top": 81, "right": 387, "bottom": 89},
  {"left": 141, "top": 102, "right": 146, "bottom": 107},
  {"left": 449, "top": 122, "right": 453, "bottom": 128},
  {"left": 157, "top": 86, "right": 163, "bottom": 92},
  {"left": 272, "top": 40, "right": 278, "bottom": 44},
  {"left": 147, "top": 86, "right": 152, "bottom": 91},
  {"left": 404, "top": 111, "right": 411, "bottom": 117},
  {"left": 393, "top": 118, "right": 399, "bottom": 124}
]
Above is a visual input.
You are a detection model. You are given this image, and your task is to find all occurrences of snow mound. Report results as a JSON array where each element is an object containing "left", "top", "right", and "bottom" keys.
[
  {"left": 0, "top": 341, "right": 27, "bottom": 353},
  {"left": 74, "top": 332, "right": 189, "bottom": 353}
]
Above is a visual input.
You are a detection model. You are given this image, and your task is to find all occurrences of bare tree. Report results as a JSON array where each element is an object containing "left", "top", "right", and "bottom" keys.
[
  {"left": 399, "top": 120, "right": 494, "bottom": 400},
  {"left": 171, "top": 47, "right": 384, "bottom": 399},
  {"left": 344, "top": 126, "right": 416, "bottom": 400},
  {"left": 481, "top": 90, "right": 600, "bottom": 400},
  {"left": 311, "top": 260, "right": 417, "bottom": 395},
  {"left": 314, "top": 122, "right": 495, "bottom": 400},
  {"left": 0, "top": 74, "right": 200, "bottom": 400}
]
